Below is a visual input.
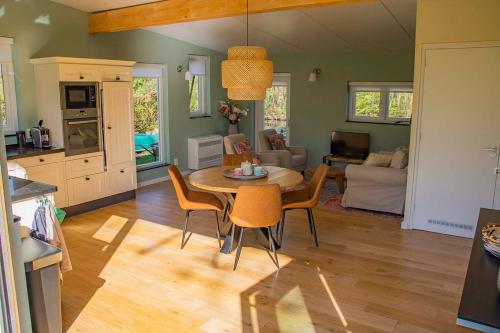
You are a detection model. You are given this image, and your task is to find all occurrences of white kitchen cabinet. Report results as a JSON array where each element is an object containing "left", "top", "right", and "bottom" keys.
[
  {"left": 65, "top": 154, "right": 104, "bottom": 179},
  {"left": 102, "top": 81, "right": 135, "bottom": 170},
  {"left": 106, "top": 163, "right": 137, "bottom": 196},
  {"left": 25, "top": 162, "right": 68, "bottom": 208},
  {"left": 67, "top": 173, "right": 106, "bottom": 206},
  {"left": 58, "top": 64, "right": 100, "bottom": 82},
  {"left": 101, "top": 66, "right": 132, "bottom": 82}
]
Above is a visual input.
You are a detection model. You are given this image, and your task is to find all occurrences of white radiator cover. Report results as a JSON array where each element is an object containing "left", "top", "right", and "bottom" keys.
[{"left": 188, "top": 135, "right": 223, "bottom": 170}]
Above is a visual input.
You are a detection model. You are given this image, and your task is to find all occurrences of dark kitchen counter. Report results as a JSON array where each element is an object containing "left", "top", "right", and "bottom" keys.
[
  {"left": 457, "top": 208, "right": 500, "bottom": 332},
  {"left": 9, "top": 176, "right": 57, "bottom": 203},
  {"left": 6, "top": 144, "right": 64, "bottom": 160}
]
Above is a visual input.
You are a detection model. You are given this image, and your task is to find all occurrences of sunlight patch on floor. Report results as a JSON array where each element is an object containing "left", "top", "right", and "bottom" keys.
[
  {"left": 275, "top": 286, "right": 315, "bottom": 333},
  {"left": 92, "top": 215, "right": 129, "bottom": 244},
  {"left": 317, "top": 266, "right": 351, "bottom": 333}
]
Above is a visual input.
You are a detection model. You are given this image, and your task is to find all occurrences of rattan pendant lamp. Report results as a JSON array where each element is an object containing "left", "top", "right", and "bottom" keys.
[{"left": 221, "top": 0, "right": 273, "bottom": 100}]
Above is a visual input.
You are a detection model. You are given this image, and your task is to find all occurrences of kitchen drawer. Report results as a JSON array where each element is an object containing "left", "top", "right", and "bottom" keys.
[
  {"left": 65, "top": 155, "right": 104, "bottom": 179},
  {"left": 67, "top": 173, "right": 105, "bottom": 206},
  {"left": 12, "top": 152, "right": 65, "bottom": 168},
  {"left": 25, "top": 162, "right": 68, "bottom": 208},
  {"left": 101, "top": 66, "right": 132, "bottom": 82},
  {"left": 106, "top": 164, "right": 137, "bottom": 196},
  {"left": 59, "top": 64, "right": 99, "bottom": 82}
]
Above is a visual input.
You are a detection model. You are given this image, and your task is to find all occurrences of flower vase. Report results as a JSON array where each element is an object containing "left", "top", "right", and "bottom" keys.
[{"left": 228, "top": 123, "right": 238, "bottom": 135}]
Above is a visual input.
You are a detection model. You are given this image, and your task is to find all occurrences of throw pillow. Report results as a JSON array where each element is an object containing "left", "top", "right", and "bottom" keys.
[
  {"left": 390, "top": 147, "right": 409, "bottom": 169},
  {"left": 363, "top": 152, "right": 392, "bottom": 167},
  {"left": 232, "top": 139, "right": 252, "bottom": 154},
  {"left": 268, "top": 133, "right": 287, "bottom": 150}
]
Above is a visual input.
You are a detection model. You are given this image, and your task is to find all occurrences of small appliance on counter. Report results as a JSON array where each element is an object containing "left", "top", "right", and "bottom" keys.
[{"left": 30, "top": 120, "right": 51, "bottom": 148}]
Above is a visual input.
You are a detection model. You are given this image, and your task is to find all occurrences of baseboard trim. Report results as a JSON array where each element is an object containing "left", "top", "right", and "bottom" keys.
[
  {"left": 137, "top": 170, "right": 192, "bottom": 188},
  {"left": 65, "top": 190, "right": 136, "bottom": 217}
]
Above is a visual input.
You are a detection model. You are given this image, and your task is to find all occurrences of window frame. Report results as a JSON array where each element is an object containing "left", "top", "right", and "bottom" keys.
[
  {"left": 188, "top": 55, "right": 209, "bottom": 118},
  {"left": 347, "top": 81, "right": 413, "bottom": 125},
  {"left": 0, "top": 37, "right": 18, "bottom": 134},
  {"left": 132, "top": 63, "right": 165, "bottom": 171}
]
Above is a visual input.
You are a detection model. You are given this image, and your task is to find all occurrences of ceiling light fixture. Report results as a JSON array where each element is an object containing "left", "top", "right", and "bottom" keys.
[{"left": 221, "top": 0, "right": 273, "bottom": 100}]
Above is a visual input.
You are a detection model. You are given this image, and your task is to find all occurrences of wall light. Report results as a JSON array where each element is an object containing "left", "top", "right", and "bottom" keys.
[
  {"left": 308, "top": 68, "right": 322, "bottom": 82},
  {"left": 176, "top": 64, "right": 193, "bottom": 81}
]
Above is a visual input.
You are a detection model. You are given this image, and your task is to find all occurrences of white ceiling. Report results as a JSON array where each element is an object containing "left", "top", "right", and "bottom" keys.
[{"left": 51, "top": 0, "right": 416, "bottom": 54}]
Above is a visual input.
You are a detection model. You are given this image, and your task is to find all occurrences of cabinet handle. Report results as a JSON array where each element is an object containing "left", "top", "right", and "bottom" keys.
[
  {"left": 39, "top": 158, "right": 45, "bottom": 162},
  {"left": 84, "top": 159, "right": 89, "bottom": 163},
  {"left": 107, "top": 125, "right": 112, "bottom": 130},
  {"left": 116, "top": 76, "right": 120, "bottom": 81},
  {"left": 85, "top": 177, "right": 90, "bottom": 181},
  {"left": 79, "top": 75, "right": 84, "bottom": 80},
  {"left": 120, "top": 169, "right": 125, "bottom": 173}
]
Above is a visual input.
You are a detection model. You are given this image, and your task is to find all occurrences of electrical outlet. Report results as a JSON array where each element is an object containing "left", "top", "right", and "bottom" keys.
[{"left": 173, "top": 158, "right": 178, "bottom": 166}]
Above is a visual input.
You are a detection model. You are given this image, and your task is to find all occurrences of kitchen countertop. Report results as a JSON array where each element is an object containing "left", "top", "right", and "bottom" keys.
[
  {"left": 9, "top": 176, "right": 57, "bottom": 203},
  {"left": 6, "top": 144, "right": 64, "bottom": 160},
  {"left": 457, "top": 208, "right": 500, "bottom": 332}
]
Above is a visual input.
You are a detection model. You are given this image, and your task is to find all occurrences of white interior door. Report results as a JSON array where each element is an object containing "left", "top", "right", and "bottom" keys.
[
  {"left": 412, "top": 46, "right": 500, "bottom": 237},
  {"left": 255, "top": 73, "right": 290, "bottom": 151}
]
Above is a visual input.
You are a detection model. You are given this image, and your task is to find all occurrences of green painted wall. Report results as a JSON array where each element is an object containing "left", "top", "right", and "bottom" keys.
[
  {"left": 0, "top": 0, "right": 228, "bottom": 183},
  {"left": 254, "top": 50, "right": 415, "bottom": 166}
]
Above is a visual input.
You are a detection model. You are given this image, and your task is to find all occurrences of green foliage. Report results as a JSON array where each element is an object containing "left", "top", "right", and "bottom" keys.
[
  {"left": 0, "top": 67, "right": 6, "bottom": 126},
  {"left": 189, "top": 76, "right": 200, "bottom": 113},
  {"left": 388, "top": 92, "right": 413, "bottom": 118},
  {"left": 355, "top": 91, "right": 381, "bottom": 117},
  {"left": 264, "top": 86, "right": 288, "bottom": 121},
  {"left": 133, "top": 77, "right": 159, "bottom": 134}
]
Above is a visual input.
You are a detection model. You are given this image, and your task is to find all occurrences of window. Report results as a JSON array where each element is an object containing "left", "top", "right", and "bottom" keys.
[
  {"left": 348, "top": 82, "right": 413, "bottom": 124},
  {"left": 188, "top": 55, "right": 209, "bottom": 117},
  {"left": 0, "top": 37, "right": 18, "bottom": 134},
  {"left": 132, "top": 64, "right": 164, "bottom": 169}
]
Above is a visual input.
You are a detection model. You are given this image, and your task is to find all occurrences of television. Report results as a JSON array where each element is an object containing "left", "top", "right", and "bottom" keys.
[{"left": 330, "top": 131, "right": 369, "bottom": 159}]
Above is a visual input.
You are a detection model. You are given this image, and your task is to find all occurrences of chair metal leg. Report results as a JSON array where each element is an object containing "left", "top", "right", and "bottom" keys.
[
  {"left": 233, "top": 227, "right": 245, "bottom": 270},
  {"left": 181, "top": 210, "right": 191, "bottom": 249},
  {"left": 215, "top": 210, "right": 221, "bottom": 248},
  {"left": 222, "top": 203, "right": 230, "bottom": 222},
  {"left": 268, "top": 226, "right": 280, "bottom": 269},
  {"left": 306, "top": 208, "right": 314, "bottom": 234},
  {"left": 278, "top": 210, "right": 287, "bottom": 245},
  {"left": 230, "top": 223, "right": 236, "bottom": 251},
  {"left": 309, "top": 208, "right": 319, "bottom": 247}
]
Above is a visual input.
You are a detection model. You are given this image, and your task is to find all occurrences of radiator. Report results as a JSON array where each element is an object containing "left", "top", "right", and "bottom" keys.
[{"left": 187, "top": 135, "right": 223, "bottom": 170}]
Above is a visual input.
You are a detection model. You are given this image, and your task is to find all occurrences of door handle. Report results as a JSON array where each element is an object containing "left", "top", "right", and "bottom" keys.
[{"left": 480, "top": 146, "right": 498, "bottom": 157}]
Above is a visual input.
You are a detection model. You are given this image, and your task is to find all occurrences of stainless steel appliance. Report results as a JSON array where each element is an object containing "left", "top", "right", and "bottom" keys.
[
  {"left": 30, "top": 120, "right": 51, "bottom": 148},
  {"left": 61, "top": 82, "right": 102, "bottom": 156},
  {"left": 60, "top": 82, "right": 98, "bottom": 111}
]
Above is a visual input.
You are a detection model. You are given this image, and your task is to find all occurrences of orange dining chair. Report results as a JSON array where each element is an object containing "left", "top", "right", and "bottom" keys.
[
  {"left": 229, "top": 184, "right": 282, "bottom": 270},
  {"left": 168, "top": 165, "right": 224, "bottom": 249},
  {"left": 222, "top": 151, "right": 254, "bottom": 167},
  {"left": 278, "top": 164, "right": 329, "bottom": 247}
]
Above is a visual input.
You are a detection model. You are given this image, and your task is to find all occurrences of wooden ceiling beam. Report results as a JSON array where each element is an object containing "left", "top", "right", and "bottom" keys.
[{"left": 90, "top": 0, "right": 368, "bottom": 33}]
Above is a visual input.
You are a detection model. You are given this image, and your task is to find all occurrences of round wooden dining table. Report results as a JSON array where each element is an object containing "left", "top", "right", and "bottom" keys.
[{"left": 188, "top": 166, "right": 304, "bottom": 253}]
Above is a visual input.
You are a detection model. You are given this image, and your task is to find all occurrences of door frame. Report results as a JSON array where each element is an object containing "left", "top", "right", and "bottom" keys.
[
  {"left": 403, "top": 41, "right": 500, "bottom": 230},
  {"left": 254, "top": 73, "right": 291, "bottom": 152}
]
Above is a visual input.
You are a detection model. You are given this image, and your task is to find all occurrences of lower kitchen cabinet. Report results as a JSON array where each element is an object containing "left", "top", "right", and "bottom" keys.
[
  {"left": 24, "top": 162, "right": 68, "bottom": 208},
  {"left": 106, "top": 164, "right": 137, "bottom": 197},
  {"left": 66, "top": 173, "right": 106, "bottom": 206}
]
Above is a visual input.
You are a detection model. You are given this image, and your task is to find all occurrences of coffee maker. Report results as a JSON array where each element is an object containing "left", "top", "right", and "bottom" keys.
[{"left": 30, "top": 120, "right": 51, "bottom": 148}]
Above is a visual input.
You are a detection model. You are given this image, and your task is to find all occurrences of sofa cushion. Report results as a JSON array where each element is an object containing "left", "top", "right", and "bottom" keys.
[
  {"left": 363, "top": 152, "right": 392, "bottom": 167},
  {"left": 232, "top": 139, "right": 252, "bottom": 154},
  {"left": 390, "top": 148, "right": 409, "bottom": 169},
  {"left": 268, "top": 133, "right": 287, "bottom": 150},
  {"left": 291, "top": 153, "right": 307, "bottom": 167}
]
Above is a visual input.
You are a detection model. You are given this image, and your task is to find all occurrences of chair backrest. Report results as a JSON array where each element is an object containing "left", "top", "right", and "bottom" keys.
[
  {"left": 307, "top": 164, "right": 329, "bottom": 206},
  {"left": 168, "top": 165, "right": 190, "bottom": 210},
  {"left": 222, "top": 152, "right": 254, "bottom": 166},
  {"left": 223, "top": 133, "right": 248, "bottom": 154},
  {"left": 230, "top": 185, "right": 282, "bottom": 228},
  {"left": 258, "top": 129, "right": 277, "bottom": 151}
]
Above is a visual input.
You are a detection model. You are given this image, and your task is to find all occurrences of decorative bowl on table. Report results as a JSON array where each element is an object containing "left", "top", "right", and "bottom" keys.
[
  {"left": 482, "top": 223, "right": 500, "bottom": 259},
  {"left": 223, "top": 168, "right": 268, "bottom": 180}
]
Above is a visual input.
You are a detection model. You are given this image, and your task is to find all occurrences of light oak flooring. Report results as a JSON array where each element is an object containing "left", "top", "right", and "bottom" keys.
[{"left": 61, "top": 181, "right": 475, "bottom": 333}]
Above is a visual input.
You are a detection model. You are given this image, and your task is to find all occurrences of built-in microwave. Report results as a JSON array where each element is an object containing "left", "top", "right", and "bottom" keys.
[{"left": 60, "top": 82, "right": 98, "bottom": 110}]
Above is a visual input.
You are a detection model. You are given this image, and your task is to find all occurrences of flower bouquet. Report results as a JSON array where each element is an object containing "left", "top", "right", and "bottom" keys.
[{"left": 219, "top": 98, "right": 248, "bottom": 134}]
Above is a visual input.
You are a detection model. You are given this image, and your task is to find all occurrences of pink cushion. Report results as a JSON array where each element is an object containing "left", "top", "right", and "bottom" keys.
[
  {"left": 233, "top": 139, "right": 252, "bottom": 154},
  {"left": 268, "top": 133, "right": 287, "bottom": 150}
]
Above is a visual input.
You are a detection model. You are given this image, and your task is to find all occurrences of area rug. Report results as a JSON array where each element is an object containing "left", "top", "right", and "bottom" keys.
[{"left": 304, "top": 169, "right": 403, "bottom": 221}]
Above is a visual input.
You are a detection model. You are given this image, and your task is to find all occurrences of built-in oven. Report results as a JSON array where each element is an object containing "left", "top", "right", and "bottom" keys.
[
  {"left": 62, "top": 102, "right": 103, "bottom": 156},
  {"left": 60, "top": 82, "right": 98, "bottom": 110}
]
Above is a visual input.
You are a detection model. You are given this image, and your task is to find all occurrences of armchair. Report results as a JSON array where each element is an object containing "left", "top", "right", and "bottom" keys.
[
  {"left": 258, "top": 129, "right": 307, "bottom": 172},
  {"left": 223, "top": 133, "right": 280, "bottom": 166}
]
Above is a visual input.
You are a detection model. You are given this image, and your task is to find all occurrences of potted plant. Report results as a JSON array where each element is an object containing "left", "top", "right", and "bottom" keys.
[{"left": 219, "top": 98, "right": 248, "bottom": 134}]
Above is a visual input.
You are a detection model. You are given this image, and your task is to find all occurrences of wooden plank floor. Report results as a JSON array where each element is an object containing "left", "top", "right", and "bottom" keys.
[{"left": 61, "top": 180, "right": 475, "bottom": 333}]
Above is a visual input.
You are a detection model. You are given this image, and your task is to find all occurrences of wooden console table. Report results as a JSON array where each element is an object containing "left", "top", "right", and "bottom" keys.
[{"left": 322, "top": 154, "right": 365, "bottom": 194}]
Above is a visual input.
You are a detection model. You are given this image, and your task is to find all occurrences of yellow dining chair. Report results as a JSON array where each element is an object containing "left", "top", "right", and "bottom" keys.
[
  {"left": 229, "top": 184, "right": 282, "bottom": 270},
  {"left": 168, "top": 165, "right": 224, "bottom": 249},
  {"left": 278, "top": 164, "right": 329, "bottom": 247},
  {"left": 222, "top": 151, "right": 254, "bottom": 167}
]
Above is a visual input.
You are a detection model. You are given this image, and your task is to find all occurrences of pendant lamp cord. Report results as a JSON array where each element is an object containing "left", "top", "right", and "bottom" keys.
[{"left": 246, "top": 0, "right": 249, "bottom": 46}]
